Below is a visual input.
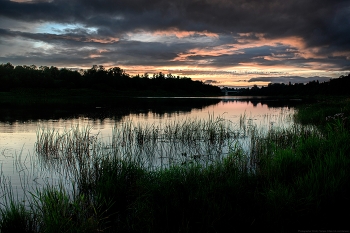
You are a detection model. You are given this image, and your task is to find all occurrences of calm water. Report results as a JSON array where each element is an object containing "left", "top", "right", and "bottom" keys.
[{"left": 0, "top": 96, "right": 299, "bottom": 200}]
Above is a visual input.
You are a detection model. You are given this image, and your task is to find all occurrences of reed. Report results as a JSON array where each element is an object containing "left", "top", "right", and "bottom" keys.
[
  {"left": 0, "top": 176, "right": 37, "bottom": 233},
  {"left": 29, "top": 183, "right": 105, "bottom": 233},
  {"left": 0, "top": 201, "right": 35, "bottom": 233}
]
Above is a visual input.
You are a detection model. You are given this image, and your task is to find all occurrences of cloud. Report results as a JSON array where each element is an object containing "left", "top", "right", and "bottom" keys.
[
  {"left": 1, "top": 0, "right": 349, "bottom": 47},
  {"left": 0, "top": 0, "right": 349, "bottom": 86},
  {"left": 204, "top": 80, "right": 220, "bottom": 84},
  {"left": 248, "top": 76, "right": 332, "bottom": 84},
  {"left": 0, "top": 28, "right": 119, "bottom": 45}
]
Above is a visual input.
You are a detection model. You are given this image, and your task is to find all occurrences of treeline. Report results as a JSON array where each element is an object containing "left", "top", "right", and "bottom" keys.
[
  {"left": 227, "top": 74, "right": 350, "bottom": 96},
  {"left": 0, "top": 63, "right": 221, "bottom": 95}
]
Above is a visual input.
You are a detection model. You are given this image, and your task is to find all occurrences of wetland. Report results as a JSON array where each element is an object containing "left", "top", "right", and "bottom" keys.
[{"left": 0, "top": 96, "right": 349, "bottom": 233}]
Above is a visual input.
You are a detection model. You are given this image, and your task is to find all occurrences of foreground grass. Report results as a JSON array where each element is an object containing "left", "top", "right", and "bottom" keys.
[{"left": 1, "top": 102, "right": 350, "bottom": 232}]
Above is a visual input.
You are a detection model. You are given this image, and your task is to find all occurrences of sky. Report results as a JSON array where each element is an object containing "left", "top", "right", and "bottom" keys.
[{"left": 0, "top": 0, "right": 349, "bottom": 87}]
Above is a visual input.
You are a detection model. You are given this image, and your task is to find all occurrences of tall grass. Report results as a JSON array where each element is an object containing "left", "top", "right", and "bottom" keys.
[
  {"left": 0, "top": 176, "right": 36, "bottom": 233},
  {"left": 35, "top": 115, "right": 240, "bottom": 172},
  {"left": 294, "top": 97, "right": 350, "bottom": 128},
  {"left": 1, "top": 108, "right": 349, "bottom": 232}
]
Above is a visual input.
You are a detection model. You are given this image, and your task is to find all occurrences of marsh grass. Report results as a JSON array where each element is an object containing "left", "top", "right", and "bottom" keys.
[
  {"left": 29, "top": 183, "right": 106, "bottom": 233},
  {"left": 1, "top": 109, "right": 349, "bottom": 232},
  {"left": 0, "top": 176, "right": 37, "bottom": 233},
  {"left": 0, "top": 201, "right": 36, "bottom": 233},
  {"left": 254, "top": 114, "right": 350, "bottom": 230},
  {"left": 35, "top": 125, "right": 99, "bottom": 160},
  {"left": 294, "top": 97, "right": 350, "bottom": 128},
  {"left": 113, "top": 114, "right": 237, "bottom": 145}
]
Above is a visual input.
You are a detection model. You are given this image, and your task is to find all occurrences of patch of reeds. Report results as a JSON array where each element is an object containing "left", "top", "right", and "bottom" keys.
[
  {"left": 35, "top": 125, "right": 100, "bottom": 160},
  {"left": 41, "top": 116, "right": 236, "bottom": 169},
  {"left": 112, "top": 114, "right": 238, "bottom": 145},
  {"left": 0, "top": 180, "right": 106, "bottom": 233},
  {"left": 30, "top": 184, "right": 105, "bottom": 233},
  {"left": 0, "top": 176, "right": 37, "bottom": 233}
]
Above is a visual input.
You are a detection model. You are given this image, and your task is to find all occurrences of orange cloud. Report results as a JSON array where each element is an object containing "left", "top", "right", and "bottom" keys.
[
  {"left": 173, "top": 33, "right": 330, "bottom": 67},
  {"left": 331, "top": 51, "right": 350, "bottom": 59},
  {"left": 87, "top": 38, "right": 119, "bottom": 44},
  {"left": 236, "top": 33, "right": 328, "bottom": 59},
  {"left": 88, "top": 49, "right": 109, "bottom": 59},
  {"left": 154, "top": 28, "right": 219, "bottom": 38},
  {"left": 173, "top": 44, "right": 242, "bottom": 62}
]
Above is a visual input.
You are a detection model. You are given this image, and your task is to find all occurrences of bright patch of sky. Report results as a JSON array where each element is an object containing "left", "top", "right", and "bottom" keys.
[
  {"left": 36, "top": 23, "right": 98, "bottom": 35},
  {"left": 33, "top": 41, "right": 54, "bottom": 52},
  {"left": 125, "top": 31, "right": 218, "bottom": 44}
]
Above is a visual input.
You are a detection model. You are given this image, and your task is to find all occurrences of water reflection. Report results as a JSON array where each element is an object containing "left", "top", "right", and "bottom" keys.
[
  {"left": 0, "top": 97, "right": 300, "bottom": 200},
  {"left": 0, "top": 97, "right": 303, "bottom": 123},
  {"left": 0, "top": 98, "right": 221, "bottom": 123}
]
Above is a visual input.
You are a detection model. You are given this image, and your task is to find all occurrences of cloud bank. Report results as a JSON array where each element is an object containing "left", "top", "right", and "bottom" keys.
[
  {"left": 0, "top": 0, "right": 349, "bottom": 86},
  {"left": 248, "top": 76, "right": 332, "bottom": 84}
]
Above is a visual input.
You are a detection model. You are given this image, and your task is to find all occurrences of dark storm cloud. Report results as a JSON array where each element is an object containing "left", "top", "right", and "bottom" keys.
[
  {"left": 248, "top": 76, "right": 332, "bottom": 84},
  {"left": 0, "top": 0, "right": 349, "bottom": 82},
  {"left": 0, "top": 28, "right": 118, "bottom": 45},
  {"left": 1, "top": 0, "right": 349, "bottom": 47},
  {"left": 0, "top": 0, "right": 80, "bottom": 23},
  {"left": 0, "top": 26, "right": 191, "bottom": 66}
]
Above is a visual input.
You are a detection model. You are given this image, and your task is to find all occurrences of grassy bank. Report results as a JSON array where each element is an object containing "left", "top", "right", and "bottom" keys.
[
  {"left": 0, "top": 102, "right": 349, "bottom": 232},
  {"left": 294, "top": 97, "right": 350, "bottom": 127}
]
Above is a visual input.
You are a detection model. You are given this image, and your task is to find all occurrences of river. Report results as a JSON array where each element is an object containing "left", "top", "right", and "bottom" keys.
[{"left": 0, "top": 96, "right": 300, "bottom": 200}]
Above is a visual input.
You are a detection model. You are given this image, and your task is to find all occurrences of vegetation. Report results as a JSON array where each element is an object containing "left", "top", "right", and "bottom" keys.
[
  {"left": 0, "top": 99, "right": 349, "bottom": 232},
  {"left": 0, "top": 63, "right": 221, "bottom": 97}
]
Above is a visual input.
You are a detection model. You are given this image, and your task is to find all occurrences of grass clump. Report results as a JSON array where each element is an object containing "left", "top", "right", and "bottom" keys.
[{"left": 0, "top": 202, "right": 36, "bottom": 233}]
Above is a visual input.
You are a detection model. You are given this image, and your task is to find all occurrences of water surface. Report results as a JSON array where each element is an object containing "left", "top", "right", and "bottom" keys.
[{"left": 0, "top": 96, "right": 299, "bottom": 199}]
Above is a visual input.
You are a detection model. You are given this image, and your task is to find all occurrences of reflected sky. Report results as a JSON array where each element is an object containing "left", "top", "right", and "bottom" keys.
[{"left": 0, "top": 97, "right": 296, "bottom": 200}]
